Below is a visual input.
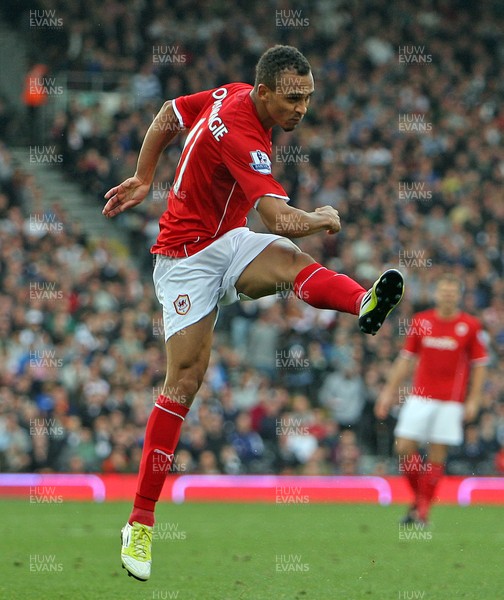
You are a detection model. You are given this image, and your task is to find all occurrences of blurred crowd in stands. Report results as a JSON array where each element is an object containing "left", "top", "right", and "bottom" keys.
[{"left": 1, "top": 0, "right": 504, "bottom": 478}]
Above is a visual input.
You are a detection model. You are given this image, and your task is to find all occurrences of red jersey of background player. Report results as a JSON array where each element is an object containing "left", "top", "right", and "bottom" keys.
[
  {"left": 151, "top": 83, "right": 290, "bottom": 258},
  {"left": 400, "top": 309, "right": 488, "bottom": 403}
]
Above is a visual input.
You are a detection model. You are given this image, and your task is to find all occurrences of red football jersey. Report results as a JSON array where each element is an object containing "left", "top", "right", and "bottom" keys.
[
  {"left": 151, "top": 83, "right": 289, "bottom": 257},
  {"left": 401, "top": 309, "right": 488, "bottom": 403}
]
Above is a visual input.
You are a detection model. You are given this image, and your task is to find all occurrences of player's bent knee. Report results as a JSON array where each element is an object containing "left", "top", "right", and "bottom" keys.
[
  {"left": 295, "top": 250, "right": 315, "bottom": 268},
  {"left": 270, "top": 240, "right": 314, "bottom": 281}
]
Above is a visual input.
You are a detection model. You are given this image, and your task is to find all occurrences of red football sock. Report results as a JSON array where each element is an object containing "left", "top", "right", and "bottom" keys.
[
  {"left": 417, "top": 461, "right": 445, "bottom": 521},
  {"left": 294, "top": 263, "right": 366, "bottom": 315},
  {"left": 401, "top": 452, "right": 422, "bottom": 501},
  {"left": 129, "top": 395, "right": 189, "bottom": 526}
]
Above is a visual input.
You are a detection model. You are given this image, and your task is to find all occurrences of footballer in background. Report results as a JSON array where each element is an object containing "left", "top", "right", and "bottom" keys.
[{"left": 375, "top": 273, "right": 488, "bottom": 524}]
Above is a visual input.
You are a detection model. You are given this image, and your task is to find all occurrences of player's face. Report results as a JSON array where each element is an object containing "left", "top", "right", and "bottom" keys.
[
  {"left": 435, "top": 281, "right": 461, "bottom": 314},
  {"left": 259, "top": 71, "right": 314, "bottom": 131}
]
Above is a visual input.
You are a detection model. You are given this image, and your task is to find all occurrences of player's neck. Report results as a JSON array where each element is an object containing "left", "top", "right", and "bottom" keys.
[
  {"left": 435, "top": 307, "right": 460, "bottom": 320},
  {"left": 249, "top": 90, "right": 273, "bottom": 130}
]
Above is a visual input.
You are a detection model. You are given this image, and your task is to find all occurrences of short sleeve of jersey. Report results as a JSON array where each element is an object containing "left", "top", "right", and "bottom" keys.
[
  {"left": 172, "top": 88, "right": 216, "bottom": 129},
  {"left": 468, "top": 319, "right": 489, "bottom": 364},
  {"left": 401, "top": 315, "right": 422, "bottom": 358},
  {"left": 220, "top": 132, "right": 289, "bottom": 205}
]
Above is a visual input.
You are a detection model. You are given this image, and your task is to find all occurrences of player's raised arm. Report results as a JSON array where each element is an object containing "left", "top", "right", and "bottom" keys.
[
  {"left": 103, "top": 100, "right": 182, "bottom": 218},
  {"left": 256, "top": 196, "right": 341, "bottom": 238}
]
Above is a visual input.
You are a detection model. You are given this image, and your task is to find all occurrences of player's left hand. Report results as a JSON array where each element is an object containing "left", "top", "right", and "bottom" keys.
[
  {"left": 463, "top": 397, "right": 479, "bottom": 423},
  {"left": 103, "top": 176, "right": 151, "bottom": 218}
]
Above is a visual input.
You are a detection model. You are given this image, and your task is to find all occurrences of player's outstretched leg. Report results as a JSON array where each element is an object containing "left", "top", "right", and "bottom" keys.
[
  {"left": 358, "top": 269, "right": 404, "bottom": 335},
  {"left": 235, "top": 240, "right": 404, "bottom": 336},
  {"left": 289, "top": 258, "right": 404, "bottom": 335}
]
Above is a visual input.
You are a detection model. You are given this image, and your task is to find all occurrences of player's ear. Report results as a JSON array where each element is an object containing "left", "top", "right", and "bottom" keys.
[{"left": 256, "top": 83, "right": 272, "bottom": 102}]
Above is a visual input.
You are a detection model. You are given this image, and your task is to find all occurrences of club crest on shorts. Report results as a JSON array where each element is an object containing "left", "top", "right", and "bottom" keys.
[
  {"left": 249, "top": 149, "right": 272, "bottom": 174},
  {"left": 174, "top": 294, "right": 191, "bottom": 315}
]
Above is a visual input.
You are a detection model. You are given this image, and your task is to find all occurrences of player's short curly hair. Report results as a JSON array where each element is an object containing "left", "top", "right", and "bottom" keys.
[{"left": 254, "top": 45, "right": 311, "bottom": 90}]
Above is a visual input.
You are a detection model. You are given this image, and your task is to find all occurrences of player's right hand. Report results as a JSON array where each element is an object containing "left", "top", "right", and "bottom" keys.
[
  {"left": 103, "top": 176, "right": 151, "bottom": 218},
  {"left": 374, "top": 391, "right": 393, "bottom": 420}
]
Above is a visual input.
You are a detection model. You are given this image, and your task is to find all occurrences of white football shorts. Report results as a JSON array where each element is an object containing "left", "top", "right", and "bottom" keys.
[
  {"left": 394, "top": 395, "right": 464, "bottom": 446},
  {"left": 153, "top": 227, "right": 282, "bottom": 340}
]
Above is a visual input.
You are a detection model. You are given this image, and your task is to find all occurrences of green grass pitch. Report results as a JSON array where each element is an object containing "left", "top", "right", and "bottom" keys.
[{"left": 2, "top": 500, "right": 503, "bottom": 599}]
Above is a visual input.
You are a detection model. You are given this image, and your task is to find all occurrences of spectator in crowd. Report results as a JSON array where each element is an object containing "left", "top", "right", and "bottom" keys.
[{"left": 319, "top": 364, "right": 366, "bottom": 429}]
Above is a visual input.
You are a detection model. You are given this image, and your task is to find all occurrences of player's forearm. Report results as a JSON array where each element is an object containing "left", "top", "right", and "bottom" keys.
[
  {"left": 466, "top": 364, "right": 487, "bottom": 403},
  {"left": 135, "top": 101, "right": 180, "bottom": 184},
  {"left": 269, "top": 208, "right": 332, "bottom": 238},
  {"left": 383, "top": 356, "right": 413, "bottom": 395}
]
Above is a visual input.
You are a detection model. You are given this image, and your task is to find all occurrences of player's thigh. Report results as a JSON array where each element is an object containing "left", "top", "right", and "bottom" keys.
[
  {"left": 429, "top": 401, "right": 464, "bottom": 447},
  {"left": 163, "top": 308, "right": 217, "bottom": 404},
  {"left": 235, "top": 238, "right": 314, "bottom": 299},
  {"left": 153, "top": 251, "right": 222, "bottom": 392},
  {"left": 153, "top": 252, "right": 223, "bottom": 339},
  {"left": 394, "top": 396, "right": 434, "bottom": 448}
]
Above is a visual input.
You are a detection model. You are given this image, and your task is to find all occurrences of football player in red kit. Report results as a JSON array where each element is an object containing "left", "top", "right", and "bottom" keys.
[
  {"left": 375, "top": 273, "right": 488, "bottom": 524},
  {"left": 104, "top": 45, "right": 404, "bottom": 581}
]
